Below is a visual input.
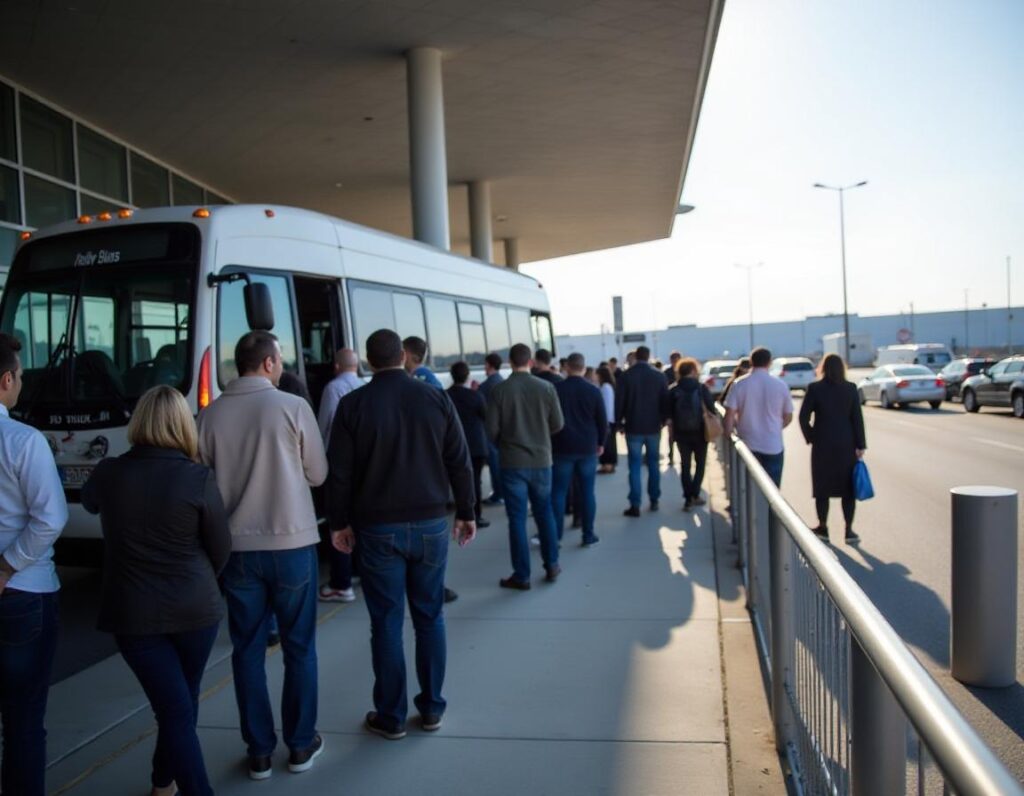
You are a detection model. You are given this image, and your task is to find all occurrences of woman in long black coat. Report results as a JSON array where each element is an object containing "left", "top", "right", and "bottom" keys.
[{"left": 798, "top": 354, "right": 867, "bottom": 543}]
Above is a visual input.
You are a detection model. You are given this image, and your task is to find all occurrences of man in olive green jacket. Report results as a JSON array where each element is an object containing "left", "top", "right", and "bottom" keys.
[{"left": 486, "top": 343, "right": 564, "bottom": 589}]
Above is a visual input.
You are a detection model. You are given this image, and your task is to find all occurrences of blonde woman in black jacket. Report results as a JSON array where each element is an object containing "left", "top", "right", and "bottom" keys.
[{"left": 82, "top": 385, "right": 230, "bottom": 796}]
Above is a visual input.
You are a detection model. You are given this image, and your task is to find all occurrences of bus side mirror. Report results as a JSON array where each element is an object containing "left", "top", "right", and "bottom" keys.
[{"left": 244, "top": 283, "right": 275, "bottom": 331}]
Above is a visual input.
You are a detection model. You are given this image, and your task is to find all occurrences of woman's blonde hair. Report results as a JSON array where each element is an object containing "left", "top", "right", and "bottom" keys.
[{"left": 127, "top": 385, "right": 198, "bottom": 460}]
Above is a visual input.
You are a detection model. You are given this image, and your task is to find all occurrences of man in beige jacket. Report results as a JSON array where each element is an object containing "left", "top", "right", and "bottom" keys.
[{"left": 198, "top": 331, "right": 328, "bottom": 781}]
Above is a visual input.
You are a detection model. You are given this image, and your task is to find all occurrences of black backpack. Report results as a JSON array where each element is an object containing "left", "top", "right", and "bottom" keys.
[{"left": 672, "top": 385, "right": 703, "bottom": 432}]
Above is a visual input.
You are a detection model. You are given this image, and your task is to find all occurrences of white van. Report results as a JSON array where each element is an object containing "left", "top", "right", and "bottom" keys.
[
  {"left": 875, "top": 343, "right": 953, "bottom": 372},
  {"left": 1, "top": 204, "right": 555, "bottom": 539}
]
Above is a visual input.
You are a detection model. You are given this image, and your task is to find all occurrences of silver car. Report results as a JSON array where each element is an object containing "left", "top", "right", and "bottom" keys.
[
  {"left": 857, "top": 365, "right": 945, "bottom": 410},
  {"left": 770, "top": 357, "right": 816, "bottom": 391},
  {"left": 699, "top": 359, "right": 739, "bottom": 397}
]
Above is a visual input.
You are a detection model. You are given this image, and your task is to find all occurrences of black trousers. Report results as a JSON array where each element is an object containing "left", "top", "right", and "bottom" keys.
[
  {"left": 815, "top": 497, "right": 855, "bottom": 529},
  {"left": 472, "top": 456, "right": 486, "bottom": 519},
  {"left": 674, "top": 433, "right": 708, "bottom": 499},
  {"left": 599, "top": 424, "right": 618, "bottom": 466}
]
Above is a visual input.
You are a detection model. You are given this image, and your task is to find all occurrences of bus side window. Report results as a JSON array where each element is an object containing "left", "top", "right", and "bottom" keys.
[
  {"left": 349, "top": 285, "right": 395, "bottom": 370},
  {"left": 393, "top": 292, "right": 427, "bottom": 344},
  {"left": 457, "top": 302, "right": 486, "bottom": 366},
  {"left": 424, "top": 296, "right": 460, "bottom": 370},
  {"left": 483, "top": 304, "right": 510, "bottom": 361},
  {"left": 218, "top": 274, "right": 298, "bottom": 387}
]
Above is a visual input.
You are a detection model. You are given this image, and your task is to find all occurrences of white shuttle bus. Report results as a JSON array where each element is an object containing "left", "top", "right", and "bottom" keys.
[{"left": 0, "top": 205, "right": 555, "bottom": 540}]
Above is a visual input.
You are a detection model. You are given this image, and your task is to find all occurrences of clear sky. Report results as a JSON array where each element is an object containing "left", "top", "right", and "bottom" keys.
[{"left": 521, "top": 0, "right": 1024, "bottom": 337}]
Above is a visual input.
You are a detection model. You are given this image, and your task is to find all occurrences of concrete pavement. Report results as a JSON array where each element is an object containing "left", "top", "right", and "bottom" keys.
[{"left": 44, "top": 448, "right": 783, "bottom": 796}]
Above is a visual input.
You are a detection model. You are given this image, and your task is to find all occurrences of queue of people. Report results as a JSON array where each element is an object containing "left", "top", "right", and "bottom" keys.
[{"left": 0, "top": 320, "right": 868, "bottom": 794}]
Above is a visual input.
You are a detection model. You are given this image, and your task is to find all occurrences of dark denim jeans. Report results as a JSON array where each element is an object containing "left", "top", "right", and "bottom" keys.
[
  {"left": 0, "top": 589, "right": 58, "bottom": 796},
  {"left": 486, "top": 441, "right": 503, "bottom": 499},
  {"left": 551, "top": 454, "right": 598, "bottom": 543},
  {"left": 116, "top": 624, "right": 219, "bottom": 795},
  {"left": 626, "top": 433, "right": 662, "bottom": 507},
  {"left": 359, "top": 518, "right": 449, "bottom": 731},
  {"left": 327, "top": 546, "right": 353, "bottom": 591},
  {"left": 753, "top": 450, "right": 785, "bottom": 487},
  {"left": 501, "top": 467, "right": 559, "bottom": 580},
  {"left": 222, "top": 546, "right": 319, "bottom": 756},
  {"left": 674, "top": 432, "right": 709, "bottom": 500}
]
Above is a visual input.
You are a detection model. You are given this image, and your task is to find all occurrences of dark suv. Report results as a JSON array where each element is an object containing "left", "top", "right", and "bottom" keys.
[
  {"left": 939, "top": 358, "right": 995, "bottom": 401},
  {"left": 960, "top": 356, "right": 1024, "bottom": 417}
]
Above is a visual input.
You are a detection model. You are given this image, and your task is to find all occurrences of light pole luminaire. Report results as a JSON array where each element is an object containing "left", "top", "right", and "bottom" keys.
[{"left": 814, "top": 180, "right": 868, "bottom": 363}]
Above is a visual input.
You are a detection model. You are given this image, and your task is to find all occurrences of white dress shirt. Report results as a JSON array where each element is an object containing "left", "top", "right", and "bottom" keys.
[
  {"left": 0, "top": 405, "right": 68, "bottom": 592},
  {"left": 724, "top": 368, "right": 794, "bottom": 456},
  {"left": 318, "top": 371, "right": 364, "bottom": 442}
]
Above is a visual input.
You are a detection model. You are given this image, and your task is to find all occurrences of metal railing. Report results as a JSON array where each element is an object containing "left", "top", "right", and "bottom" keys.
[{"left": 717, "top": 414, "right": 1022, "bottom": 796}]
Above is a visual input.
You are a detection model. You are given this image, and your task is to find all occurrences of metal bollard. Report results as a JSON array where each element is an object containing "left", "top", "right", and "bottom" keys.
[
  {"left": 950, "top": 486, "right": 1018, "bottom": 687},
  {"left": 850, "top": 639, "right": 906, "bottom": 796}
]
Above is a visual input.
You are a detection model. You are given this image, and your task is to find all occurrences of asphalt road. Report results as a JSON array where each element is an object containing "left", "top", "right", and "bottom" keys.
[{"left": 780, "top": 385, "right": 1024, "bottom": 779}]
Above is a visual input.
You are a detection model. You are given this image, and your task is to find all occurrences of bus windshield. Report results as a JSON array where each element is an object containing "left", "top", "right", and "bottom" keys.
[{"left": 0, "top": 224, "right": 198, "bottom": 427}]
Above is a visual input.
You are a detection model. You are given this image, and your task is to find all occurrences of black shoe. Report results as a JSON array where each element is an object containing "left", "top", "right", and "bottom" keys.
[
  {"left": 421, "top": 713, "right": 443, "bottom": 732},
  {"left": 650, "top": 501, "right": 659, "bottom": 511},
  {"left": 499, "top": 576, "right": 531, "bottom": 591},
  {"left": 248, "top": 755, "right": 273, "bottom": 781},
  {"left": 365, "top": 711, "right": 407, "bottom": 740},
  {"left": 811, "top": 526, "right": 829, "bottom": 540},
  {"left": 691, "top": 496, "right": 707, "bottom": 507},
  {"left": 544, "top": 564, "right": 562, "bottom": 582},
  {"left": 581, "top": 536, "right": 600, "bottom": 547},
  {"left": 288, "top": 734, "right": 324, "bottom": 773},
  {"left": 683, "top": 498, "right": 693, "bottom": 512},
  {"left": 845, "top": 527, "right": 860, "bottom": 543},
  {"left": 475, "top": 517, "right": 491, "bottom": 529},
  {"left": 483, "top": 494, "right": 504, "bottom": 505},
  {"left": 623, "top": 506, "right": 641, "bottom": 518},
  {"left": 266, "top": 633, "right": 281, "bottom": 648},
  {"left": 571, "top": 518, "right": 582, "bottom": 529},
  {"left": 443, "top": 587, "right": 459, "bottom": 603}
]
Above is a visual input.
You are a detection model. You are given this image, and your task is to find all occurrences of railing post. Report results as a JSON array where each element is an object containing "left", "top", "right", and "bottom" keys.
[
  {"left": 728, "top": 443, "right": 738, "bottom": 543},
  {"left": 850, "top": 639, "right": 906, "bottom": 796},
  {"left": 735, "top": 454, "right": 746, "bottom": 569},
  {"left": 768, "top": 511, "right": 795, "bottom": 754},
  {"left": 745, "top": 466, "right": 757, "bottom": 608}
]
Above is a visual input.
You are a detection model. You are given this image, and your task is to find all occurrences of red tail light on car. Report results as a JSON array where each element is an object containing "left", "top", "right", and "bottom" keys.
[
  {"left": 935, "top": 378, "right": 944, "bottom": 387},
  {"left": 896, "top": 379, "right": 910, "bottom": 388}
]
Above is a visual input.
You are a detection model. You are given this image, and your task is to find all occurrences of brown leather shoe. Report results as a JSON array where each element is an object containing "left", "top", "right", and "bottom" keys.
[
  {"left": 499, "top": 576, "right": 531, "bottom": 591},
  {"left": 544, "top": 565, "right": 562, "bottom": 583}
]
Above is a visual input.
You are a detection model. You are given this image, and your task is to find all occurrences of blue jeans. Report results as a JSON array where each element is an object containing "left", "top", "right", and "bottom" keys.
[
  {"left": 552, "top": 454, "right": 598, "bottom": 543},
  {"left": 222, "top": 546, "right": 319, "bottom": 756},
  {"left": 359, "top": 518, "right": 449, "bottom": 731},
  {"left": 626, "top": 433, "right": 662, "bottom": 507},
  {"left": 116, "top": 625, "right": 219, "bottom": 795},
  {"left": 753, "top": 450, "right": 785, "bottom": 487},
  {"left": 486, "top": 441, "right": 503, "bottom": 499},
  {"left": 501, "top": 467, "right": 559, "bottom": 580},
  {"left": 0, "top": 590, "right": 58, "bottom": 796}
]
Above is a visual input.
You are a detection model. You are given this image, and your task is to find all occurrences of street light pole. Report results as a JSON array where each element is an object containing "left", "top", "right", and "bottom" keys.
[
  {"left": 1008, "top": 255, "right": 1013, "bottom": 355},
  {"left": 734, "top": 262, "right": 763, "bottom": 351},
  {"left": 814, "top": 180, "right": 868, "bottom": 363}
]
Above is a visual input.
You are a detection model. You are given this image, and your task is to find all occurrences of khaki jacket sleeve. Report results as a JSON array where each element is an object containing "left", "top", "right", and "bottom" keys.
[{"left": 297, "top": 401, "right": 329, "bottom": 487}]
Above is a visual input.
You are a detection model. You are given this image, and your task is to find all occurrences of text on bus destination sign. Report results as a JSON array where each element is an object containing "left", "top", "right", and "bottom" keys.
[{"left": 73, "top": 249, "right": 121, "bottom": 267}]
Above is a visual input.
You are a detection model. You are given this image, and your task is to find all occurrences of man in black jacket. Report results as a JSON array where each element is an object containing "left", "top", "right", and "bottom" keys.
[
  {"left": 447, "top": 361, "right": 491, "bottom": 528},
  {"left": 327, "top": 329, "right": 476, "bottom": 740},
  {"left": 615, "top": 345, "right": 669, "bottom": 516},
  {"left": 551, "top": 353, "right": 607, "bottom": 546}
]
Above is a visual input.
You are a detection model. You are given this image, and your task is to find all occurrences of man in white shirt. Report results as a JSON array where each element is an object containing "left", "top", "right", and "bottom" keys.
[
  {"left": 316, "top": 348, "right": 361, "bottom": 604},
  {"left": 0, "top": 332, "right": 68, "bottom": 796},
  {"left": 723, "top": 347, "right": 793, "bottom": 486},
  {"left": 317, "top": 348, "right": 362, "bottom": 443}
]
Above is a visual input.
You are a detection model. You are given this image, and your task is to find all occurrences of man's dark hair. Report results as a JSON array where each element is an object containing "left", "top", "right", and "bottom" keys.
[
  {"left": 559, "top": 357, "right": 568, "bottom": 368},
  {"left": 0, "top": 332, "right": 22, "bottom": 376},
  {"left": 566, "top": 352, "right": 585, "bottom": 372},
  {"left": 450, "top": 361, "right": 470, "bottom": 385},
  {"left": 485, "top": 352, "right": 502, "bottom": 370},
  {"left": 278, "top": 371, "right": 312, "bottom": 406},
  {"left": 235, "top": 331, "right": 279, "bottom": 375},
  {"left": 669, "top": 351, "right": 681, "bottom": 361},
  {"left": 509, "top": 343, "right": 532, "bottom": 368},
  {"left": 402, "top": 336, "right": 428, "bottom": 364},
  {"left": 751, "top": 347, "right": 772, "bottom": 368},
  {"left": 368, "top": 329, "right": 404, "bottom": 369},
  {"left": 608, "top": 357, "right": 618, "bottom": 365},
  {"left": 534, "top": 348, "right": 552, "bottom": 366},
  {"left": 635, "top": 346, "right": 651, "bottom": 361}
]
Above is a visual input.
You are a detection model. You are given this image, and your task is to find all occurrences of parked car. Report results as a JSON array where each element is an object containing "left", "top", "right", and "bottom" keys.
[
  {"left": 960, "top": 356, "right": 1024, "bottom": 417},
  {"left": 857, "top": 365, "right": 945, "bottom": 409},
  {"left": 770, "top": 357, "right": 816, "bottom": 391},
  {"left": 939, "top": 358, "right": 995, "bottom": 401},
  {"left": 699, "top": 359, "right": 739, "bottom": 397}
]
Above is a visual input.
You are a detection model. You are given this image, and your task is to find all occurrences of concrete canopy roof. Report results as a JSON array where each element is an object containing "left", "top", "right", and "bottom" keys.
[{"left": 0, "top": 0, "right": 721, "bottom": 264}]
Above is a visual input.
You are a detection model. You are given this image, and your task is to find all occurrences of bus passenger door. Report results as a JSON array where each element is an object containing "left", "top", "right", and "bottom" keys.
[{"left": 293, "top": 275, "right": 343, "bottom": 412}]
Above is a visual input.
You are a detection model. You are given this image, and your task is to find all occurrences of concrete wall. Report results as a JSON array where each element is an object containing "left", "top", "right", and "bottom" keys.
[{"left": 555, "top": 306, "right": 1024, "bottom": 365}]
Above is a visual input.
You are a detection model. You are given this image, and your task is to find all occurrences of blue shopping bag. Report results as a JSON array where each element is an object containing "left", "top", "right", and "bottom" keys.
[{"left": 853, "top": 460, "right": 874, "bottom": 501}]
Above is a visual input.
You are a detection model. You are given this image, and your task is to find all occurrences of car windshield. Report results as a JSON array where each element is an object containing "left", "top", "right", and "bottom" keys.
[
  {"left": 782, "top": 361, "right": 813, "bottom": 371},
  {"left": 0, "top": 224, "right": 198, "bottom": 425},
  {"left": 891, "top": 366, "right": 933, "bottom": 377},
  {"left": 712, "top": 365, "right": 735, "bottom": 376}
]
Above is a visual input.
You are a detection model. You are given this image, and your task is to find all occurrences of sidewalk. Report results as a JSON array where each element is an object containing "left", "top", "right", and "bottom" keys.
[{"left": 45, "top": 448, "right": 782, "bottom": 796}]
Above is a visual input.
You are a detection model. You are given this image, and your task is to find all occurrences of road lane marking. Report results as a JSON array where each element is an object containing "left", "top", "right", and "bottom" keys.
[{"left": 971, "top": 436, "right": 1024, "bottom": 454}]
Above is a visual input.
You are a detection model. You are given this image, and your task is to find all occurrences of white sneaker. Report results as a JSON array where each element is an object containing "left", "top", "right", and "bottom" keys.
[
  {"left": 318, "top": 585, "right": 356, "bottom": 603},
  {"left": 530, "top": 535, "right": 542, "bottom": 547}
]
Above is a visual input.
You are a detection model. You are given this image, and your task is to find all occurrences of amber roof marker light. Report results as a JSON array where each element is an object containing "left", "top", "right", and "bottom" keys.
[{"left": 193, "top": 208, "right": 211, "bottom": 219}]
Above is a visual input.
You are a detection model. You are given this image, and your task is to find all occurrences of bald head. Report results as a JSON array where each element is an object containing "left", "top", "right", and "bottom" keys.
[{"left": 335, "top": 348, "right": 359, "bottom": 373}]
